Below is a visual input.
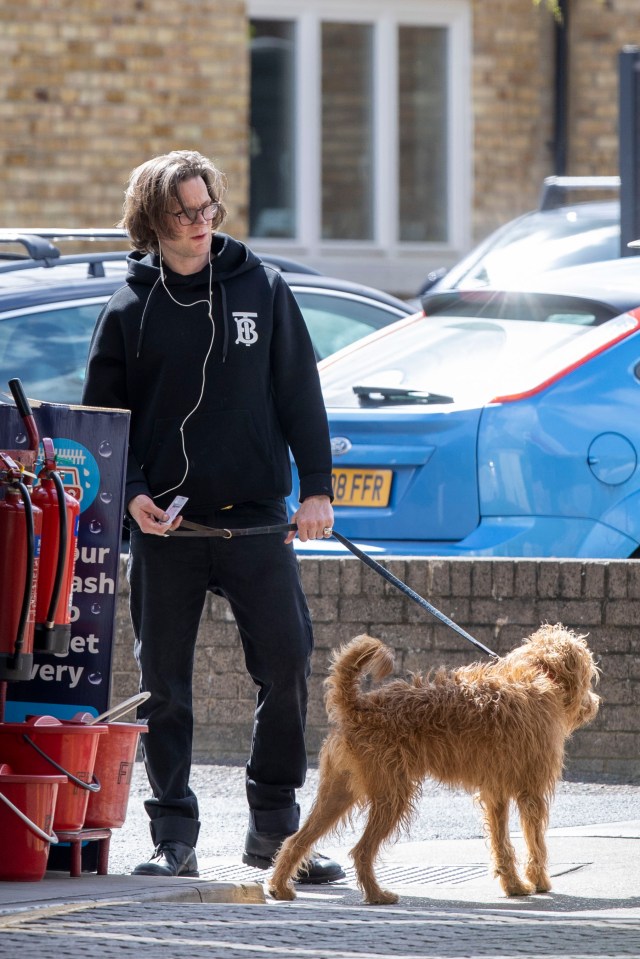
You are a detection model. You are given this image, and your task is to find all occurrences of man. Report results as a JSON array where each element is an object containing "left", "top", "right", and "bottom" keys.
[{"left": 83, "top": 150, "right": 344, "bottom": 883}]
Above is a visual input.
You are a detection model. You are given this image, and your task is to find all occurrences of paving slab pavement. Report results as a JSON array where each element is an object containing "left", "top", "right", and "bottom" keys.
[{"left": 0, "top": 820, "right": 638, "bottom": 958}]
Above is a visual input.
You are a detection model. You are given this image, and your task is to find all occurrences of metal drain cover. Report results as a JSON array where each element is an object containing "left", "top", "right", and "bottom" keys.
[
  {"left": 198, "top": 860, "right": 488, "bottom": 886},
  {"left": 364, "top": 864, "right": 488, "bottom": 885}
]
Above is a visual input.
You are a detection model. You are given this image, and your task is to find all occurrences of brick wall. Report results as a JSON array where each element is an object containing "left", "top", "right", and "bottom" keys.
[
  {"left": 110, "top": 555, "right": 640, "bottom": 782},
  {"left": 2, "top": 2, "right": 636, "bottom": 254},
  {"left": 0, "top": 0, "right": 249, "bottom": 231},
  {"left": 471, "top": 0, "right": 555, "bottom": 238},
  {"left": 470, "top": 0, "right": 639, "bottom": 241},
  {"left": 567, "top": 0, "right": 640, "bottom": 175}
]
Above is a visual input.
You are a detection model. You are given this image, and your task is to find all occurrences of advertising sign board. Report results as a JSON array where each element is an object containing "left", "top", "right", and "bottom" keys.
[{"left": 0, "top": 399, "right": 129, "bottom": 720}]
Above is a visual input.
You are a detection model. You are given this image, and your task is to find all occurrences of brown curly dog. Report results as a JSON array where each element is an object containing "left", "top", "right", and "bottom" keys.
[{"left": 268, "top": 624, "right": 600, "bottom": 905}]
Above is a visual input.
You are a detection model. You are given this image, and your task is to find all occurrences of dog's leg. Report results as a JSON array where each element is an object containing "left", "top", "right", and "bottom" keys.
[
  {"left": 480, "top": 793, "right": 534, "bottom": 896},
  {"left": 268, "top": 766, "right": 354, "bottom": 901},
  {"left": 517, "top": 793, "right": 552, "bottom": 893},
  {"left": 350, "top": 792, "right": 415, "bottom": 905}
]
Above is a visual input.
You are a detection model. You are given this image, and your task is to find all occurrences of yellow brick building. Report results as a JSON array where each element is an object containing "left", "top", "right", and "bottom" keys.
[{"left": 1, "top": 0, "right": 638, "bottom": 294}]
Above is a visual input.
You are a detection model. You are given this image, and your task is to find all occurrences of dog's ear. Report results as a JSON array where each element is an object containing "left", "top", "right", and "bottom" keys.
[{"left": 527, "top": 625, "right": 599, "bottom": 720}]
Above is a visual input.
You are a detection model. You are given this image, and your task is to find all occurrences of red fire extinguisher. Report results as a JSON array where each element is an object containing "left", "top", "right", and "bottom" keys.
[
  {"left": 31, "top": 437, "right": 80, "bottom": 656},
  {"left": 0, "top": 453, "right": 42, "bottom": 682}
]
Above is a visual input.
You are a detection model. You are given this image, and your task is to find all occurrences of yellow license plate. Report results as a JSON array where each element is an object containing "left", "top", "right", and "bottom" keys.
[{"left": 331, "top": 468, "right": 392, "bottom": 507}]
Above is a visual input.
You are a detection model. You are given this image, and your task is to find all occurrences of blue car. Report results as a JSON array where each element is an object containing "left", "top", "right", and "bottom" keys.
[{"left": 291, "top": 256, "right": 640, "bottom": 558}]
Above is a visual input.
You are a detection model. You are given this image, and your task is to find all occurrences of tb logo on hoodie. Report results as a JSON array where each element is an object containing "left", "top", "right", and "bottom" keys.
[{"left": 233, "top": 311, "right": 259, "bottom": 346}]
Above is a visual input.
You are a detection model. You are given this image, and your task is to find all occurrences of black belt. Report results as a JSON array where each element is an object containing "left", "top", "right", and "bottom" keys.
[
  {"left": 167, "top": 519, "right": 297, "bottom": 539},
  {"left": 165, "top": 521, "right": 496, "bottom": 658}
]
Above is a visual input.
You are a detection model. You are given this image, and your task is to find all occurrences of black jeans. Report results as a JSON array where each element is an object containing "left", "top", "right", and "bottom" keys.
[{"left": 127, "top": 499, "right": 313, "bottom": 847}]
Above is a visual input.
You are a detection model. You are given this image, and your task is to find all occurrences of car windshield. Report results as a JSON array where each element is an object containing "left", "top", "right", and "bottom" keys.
[
  {"left": 320, "top": 294, "right": 635, "bottom": 408},
  {"left": 423, "top": 290, "right": 617, "bottom": 324},
  {"left": 461, "top": 210, "right": 620, "bottom": 289}
]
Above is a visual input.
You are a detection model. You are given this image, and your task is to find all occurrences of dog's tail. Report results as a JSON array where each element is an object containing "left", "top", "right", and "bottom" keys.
[{"left": 324, "top": 634, "right": 394, "bottom": 724}]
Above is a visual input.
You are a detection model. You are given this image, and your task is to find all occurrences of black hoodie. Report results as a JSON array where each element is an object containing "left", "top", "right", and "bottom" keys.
[{"left": 82, "top": 233, "right": 333, "bottom": 513}]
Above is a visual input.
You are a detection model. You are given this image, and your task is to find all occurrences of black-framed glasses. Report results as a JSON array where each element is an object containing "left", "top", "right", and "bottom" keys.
[{"left": 168, "top": 202, "right": 220, "bottom": 226}]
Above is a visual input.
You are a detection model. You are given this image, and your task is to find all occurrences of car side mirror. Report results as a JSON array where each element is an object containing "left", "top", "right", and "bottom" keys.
[{"left": 417, "top": 267, "right": 447, "bottom": 296}]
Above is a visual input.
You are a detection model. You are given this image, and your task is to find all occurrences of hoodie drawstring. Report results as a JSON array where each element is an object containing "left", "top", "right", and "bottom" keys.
[
  {"left": 220, "top": 282, "right": 229, "bottom": 363},
  {"left": 136, "top": 273, "right": 163, "bottom": 358}
]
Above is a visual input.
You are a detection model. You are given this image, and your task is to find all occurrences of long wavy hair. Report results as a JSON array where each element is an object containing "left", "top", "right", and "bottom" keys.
[{"left": 119, "top": 150, "right": 228, "bottom": 253}]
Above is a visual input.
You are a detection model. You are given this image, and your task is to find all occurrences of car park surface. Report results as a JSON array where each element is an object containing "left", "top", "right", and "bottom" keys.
[
  {"left": 0, "top": 229, "right": 412, "bottom": 404},
  {"left": 291, "top": 256, "right": 640, "bottom": 559}
]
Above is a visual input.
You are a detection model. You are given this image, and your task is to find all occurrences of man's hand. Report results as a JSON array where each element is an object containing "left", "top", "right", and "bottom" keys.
[
  {"left": 286, "top": 494, "right": 333, "bottom": 544},
  {"left": 128, "top": 494, "right": 183, "bottom": 535}
]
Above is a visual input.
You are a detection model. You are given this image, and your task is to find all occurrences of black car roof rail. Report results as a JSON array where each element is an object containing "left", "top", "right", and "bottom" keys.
[
  {"left": 0, "top": 227, "right": 321, "bottom": 281},
  {"left": 0, "top": 227, "right": 127, "bottom": 242},
  {"left": 0, "top": 250, "right": 127, "bottom": 275},
  {"left": 0, "top": 227, "right": 128, "bottom": 257},
  {"left": 538, "top": 175, "right": 620, "bottom": 211},
  {"left": 0, "top": 231, "right": 61, "bottom": 261},
  {"left": 0, "top": 229, "right": 129, "bottom": 276}
]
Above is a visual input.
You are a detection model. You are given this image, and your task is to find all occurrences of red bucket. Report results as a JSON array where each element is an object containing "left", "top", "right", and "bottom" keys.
[
  {"left": 0, "top": 763, "right": 66, "bottom": 881},
  {"left": 84, "top": 721, "right": 148, "bottom": 828},
  {"left": 0, "top": 716, "right": 107, "bottom": 830}
]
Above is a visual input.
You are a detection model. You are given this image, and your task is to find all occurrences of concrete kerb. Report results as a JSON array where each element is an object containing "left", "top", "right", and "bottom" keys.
[{"left": 0, "top": 876, "right": 265, "bottom": 926}]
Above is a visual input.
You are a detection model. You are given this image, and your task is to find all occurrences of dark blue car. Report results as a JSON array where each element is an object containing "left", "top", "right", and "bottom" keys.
[{"left": 0, "top": 229, "right": 412, "bottom": 404}]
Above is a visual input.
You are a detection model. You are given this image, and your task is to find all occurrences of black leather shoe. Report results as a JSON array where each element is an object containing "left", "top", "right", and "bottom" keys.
[
  {"left": 292, "top": 851, "right": 346, "bottom": 885},
  {"left": 132, "top": 840, "right": 199, "bottom": 877},
  {"left": 242, "top": 828, "right": 345, "bottom": 884}
]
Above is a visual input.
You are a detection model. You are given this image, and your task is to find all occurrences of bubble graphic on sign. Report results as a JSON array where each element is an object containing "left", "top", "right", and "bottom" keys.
[
  {"left": 41, "top": 438, "right": 101, "bottom": 512},
  {"left": 98, "top": 441, "right": 113, "bottom": 458},
  {"left": 99, "top": 491, "right": 113, "bottom": 504},
  {"left": 89, "top": 520, "right": 102, "bottom": 534},
  {"left": 14, "top": 433, "right": 27, "bottom": 446},
  {"left": 88, "top": 672, "right": 103, "bottom": 685},
  {"left": 90, "top": 603, "right": 101, "bottom": 615}
]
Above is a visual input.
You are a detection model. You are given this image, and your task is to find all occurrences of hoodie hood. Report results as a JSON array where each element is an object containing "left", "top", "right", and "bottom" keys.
[{"left": 127, "top": 233, "right": 263, "bottom": 360}]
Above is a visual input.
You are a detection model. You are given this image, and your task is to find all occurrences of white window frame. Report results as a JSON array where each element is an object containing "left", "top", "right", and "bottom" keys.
[{"left": 247, "top": 0, "right": 471, "bottom": 292}]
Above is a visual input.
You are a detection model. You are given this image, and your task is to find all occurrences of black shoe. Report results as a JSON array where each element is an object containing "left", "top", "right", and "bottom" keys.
[
  {"left": 242, "top": 828, "right": 345, "bottom": 884},
  {"left": 132, "top": 840, "right": 199, "bottom": 877},
  {"left": 291, "top": 851, "right": 346, "bottom": 885}
]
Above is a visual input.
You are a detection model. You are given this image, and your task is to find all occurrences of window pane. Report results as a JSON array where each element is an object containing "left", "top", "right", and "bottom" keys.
[
  {"left": 321, "top": 23, "right": 374, "bottom": 241},
  {"left": 398, "top": 26, "right": 447, "bottom": 242},
  {"left": 249, "top": 20, "right": 296, "bottom": 238}
]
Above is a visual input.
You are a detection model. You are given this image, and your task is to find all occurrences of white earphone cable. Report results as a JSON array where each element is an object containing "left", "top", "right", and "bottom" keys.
[{"left": 152, "top": 245, "right": 215, "bottom": 500}]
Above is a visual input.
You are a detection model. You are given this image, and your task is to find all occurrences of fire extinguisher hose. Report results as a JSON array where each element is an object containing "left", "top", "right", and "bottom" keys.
[
  {"left": 12, "top": 480, "right": 35, "bottom": 665},
  {"left": 44, "top": 469, "right": 69, "bottom": 629},
  {"left": 8, "top": 378, "right": 39, "bottom": 453}
]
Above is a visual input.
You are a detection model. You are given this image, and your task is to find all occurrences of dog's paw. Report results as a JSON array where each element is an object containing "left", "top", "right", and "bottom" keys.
[
  {"left": 532, "top": 875, "right": 552, "bottom": 894},
  {"left": 502, "top": 877, "right": 535, "bottom": 897},
  {"left": 267, "top": 881, "right": 296, "bottom": 901},
  {"left": 365, "top": 888, "right": 399, "bottom": 905},
  {"left": 525, "top": 865, "right": 552, "bottom": 893}
]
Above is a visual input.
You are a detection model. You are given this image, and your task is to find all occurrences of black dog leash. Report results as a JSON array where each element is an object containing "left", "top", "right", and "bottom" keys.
[
  {"left": 168, "top": 520, "right": 497, "bottom": 658},
  {"left": 329, "top": 529, "right": 497, "bottom": 658}
]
